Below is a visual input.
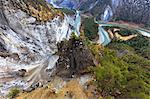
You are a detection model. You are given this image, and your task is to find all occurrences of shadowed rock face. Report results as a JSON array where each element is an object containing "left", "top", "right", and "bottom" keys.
[
  {"left": 0, "top": 0, "right": 62, "bottom": 72},
  {"left": 55, "top": 38, "right": 95, "bottom": 77},
  {"left": 115, "top": 0, "right": 150, "bottom": 26},
  {"left": 83, "top": 0, "right": 150, "bottom": 25},
  {"left": 0, "top": 42, "right": 6, "bottom": 52}
]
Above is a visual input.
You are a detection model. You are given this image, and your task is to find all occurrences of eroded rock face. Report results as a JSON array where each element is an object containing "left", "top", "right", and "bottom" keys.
[
  {"left": 55, "top": 38, "right": 95, "bottom": 77},
  {"left": 0, "top": 0, "right": 74, "bottom": 96}
]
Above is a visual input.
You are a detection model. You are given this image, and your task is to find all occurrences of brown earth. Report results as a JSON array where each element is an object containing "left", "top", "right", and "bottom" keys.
[{"left": 16, "top": 79, "right": 100, "bottom": 99}]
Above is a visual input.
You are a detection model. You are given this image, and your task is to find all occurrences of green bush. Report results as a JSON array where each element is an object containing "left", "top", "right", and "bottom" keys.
[{"left": 8, "top": 88, "right": 20, "bottom": 99}]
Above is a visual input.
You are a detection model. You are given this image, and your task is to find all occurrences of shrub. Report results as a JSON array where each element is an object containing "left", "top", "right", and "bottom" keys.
[
  {"left": 8, "top": 88, "right": 20, "bottom": 99},
  {"left": 82, "top": 17, "right": 99, "bottom": 40}
]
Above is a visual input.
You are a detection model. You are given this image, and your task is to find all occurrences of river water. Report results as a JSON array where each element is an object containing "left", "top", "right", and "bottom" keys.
[{"left": 95, "top": 22, "right": 150, "bottom": 45}]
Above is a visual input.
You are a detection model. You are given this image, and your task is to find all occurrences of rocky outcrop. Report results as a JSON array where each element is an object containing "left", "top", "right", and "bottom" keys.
[{"left": 55, "top": 37, "right": 95, "bottom": 77}]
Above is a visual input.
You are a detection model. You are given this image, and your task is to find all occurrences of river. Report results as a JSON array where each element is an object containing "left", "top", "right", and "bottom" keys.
[
  {"left": 96, "top": 22, "right": 150, "bottom": 45},
  {"left": 48, "top": 0, "right": 150, "bottom": 46}
]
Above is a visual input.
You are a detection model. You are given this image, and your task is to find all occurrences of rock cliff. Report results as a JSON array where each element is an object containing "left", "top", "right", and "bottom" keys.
[{"left": 0, "top": 0, "right": 77, "bottom": 96}]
